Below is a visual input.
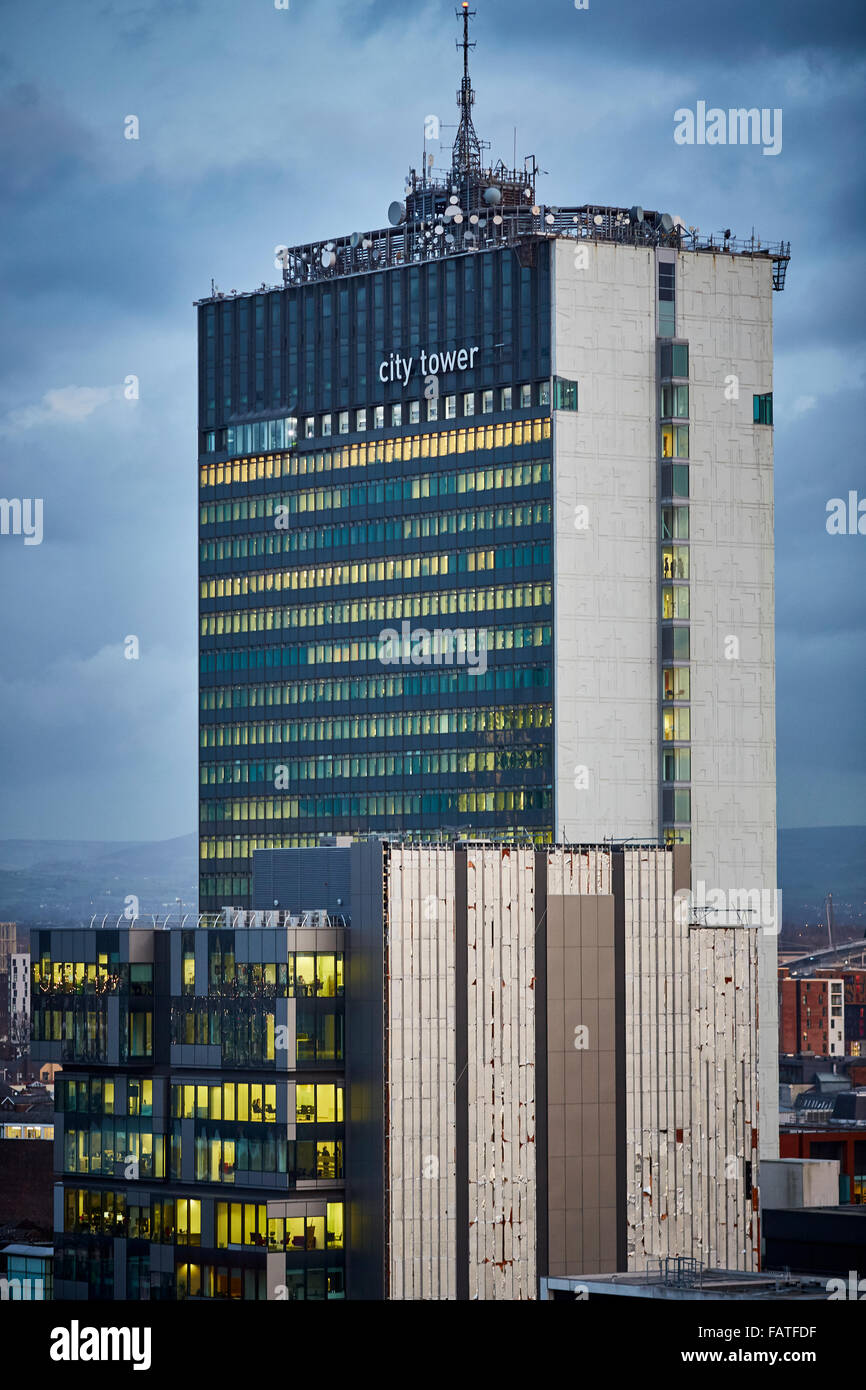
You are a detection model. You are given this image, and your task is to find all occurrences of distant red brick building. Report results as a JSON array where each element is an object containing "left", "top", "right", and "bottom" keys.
[{"left": 779, "top": 974, "right": 845, "bottom": 1056}]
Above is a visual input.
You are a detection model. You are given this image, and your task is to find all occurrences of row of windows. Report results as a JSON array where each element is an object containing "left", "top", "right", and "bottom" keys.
[
  {"left": 200, "top": 623, "right": 553, "bottom": 675},
  {"left": 199, "top": 418, "right": 552, "bottom": 488},
  {"left": 200, "top": 503, "right": 551, "bottom": 548},
  {"left": 32, "top": 1004, "right": 152, "bottom": 1059},
  {"left": 176, "top": 1262, "right": 344, "bottom": 1300},
  {"left": 201, "top": 593, "right": 551, "bottom": 637},
  {"left": 216, "top": 1202, "right": 344, "bottom": 1252},
  {"left": 201, "top": 557, "right": 552, "bottom": 599},
  {"left": 659, "top": 333, "right": 690, "bottom": 832},
  {"left": 171, "top": 1081, "right": 342, "bottom": 1125},
  {"left": 63, "top": 1124, "right": 164, "bottom": 1178},
  {"left": 200, "top": 746, "right": 551, "bottom": 797},
  {"left": 199, "top": 789, "right": 554, "bottom": 853},
  {"left": 173, "top": 1082, "right": 279, "bottom": 1122},
  {"left": 32, "top": 958, "right": 142, "bottom": 994},
  {"left": 201, "top": 544, "right": 552, "bottom": 595},
  {"left": 200, "top": 672, "right": 550, "bottom": 710},
  {"left": 171, "top": 1000, "right": 344, "bottom": 1065},
  {"left": 200, "top": 704, "right": 553, "bottom": 744},
  {"left": 186, "top": 1131, "right": 344, "bottom": 1184},
  {"left": 281, "top": 382, "right": 549, "bottom": 446},
  {"left": 201, "top": 462, "right": 552, "bottom": 519},
  {"left": 182, "top": 945, "right": 344, "bottom": 1001},
  {"left": 57, "top": 1077, "right": 154, "bottom": 1117},
  {"left": 64, "top": 1190, "right": 199, "bottom": 1243}
]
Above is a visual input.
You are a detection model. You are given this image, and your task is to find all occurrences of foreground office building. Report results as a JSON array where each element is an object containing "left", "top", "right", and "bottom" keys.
[
  {"left": 31, "top": 921, "right": 347, "bottom": 1300},
  {"left": 256, "top": 841, "right": 761, "bottom": 1292},
  {"left": 196, "top": 12, "right": 787, "bottom": 1156},
  {"left": 31, "top": 841, "right": 760, "bottom": 1299}
]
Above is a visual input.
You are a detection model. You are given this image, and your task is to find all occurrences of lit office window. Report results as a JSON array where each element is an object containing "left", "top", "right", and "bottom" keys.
[
  {"left": 662, "top": 585, "right": 690, "bottom": 620},
  {"left": 304, "top": 418, "right": 315, "bottom": 439},
  {"left": 662, "top": 667, "right": 690, "bottom": 701},
  {"left": 663, "top": 707, "right": 691, "bottom": 741},
  {"left": 661, "top": 546, "right": 689, "bottom": 581}
]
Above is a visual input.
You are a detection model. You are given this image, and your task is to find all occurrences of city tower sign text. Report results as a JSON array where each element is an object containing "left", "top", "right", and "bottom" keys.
[{"left": 378, "top": 345, "right": 480, "bottom": 385}]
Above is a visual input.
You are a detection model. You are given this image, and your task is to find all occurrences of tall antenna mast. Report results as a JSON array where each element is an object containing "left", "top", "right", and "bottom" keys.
[{"left": 452, "top": 3, "right": 483, "bottom": 178}]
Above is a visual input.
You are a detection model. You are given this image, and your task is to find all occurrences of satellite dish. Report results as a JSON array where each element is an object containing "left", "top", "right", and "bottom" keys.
[
  {"left": 658, "top": 213, "right": 674, "bottom": 233},
  {"left": 453, "top": 213, "right": 463, "bottom": 224},
  {"left": 321, "top": 249, "right": 336, "bottom": 268},
  {"left": 350, "top": 231, "right": 362, "bottom": 248},
  {"left": 469, "top": 213, "right": 479, "bottom": 224},
  {"left": 449, "top": 195, "right": 459, "bottom": 205},
  {"left": 388, "top": 200, "right": 407, "bottom": 226},
  {"left": 492, "top": 214, "right": 503, "bottom": 225},
  {"left": 445, "top": 233, "right": 456, "bottom": 245},
  {"left": 593, "top": 214, "right": 603, "bottom": 226},
  {"left": 531, "top": 205, "right": 541, "bottom": 216},
  {"left": 484, "top": 186, "right": 502, "bottom": 206},
  {"left": 362, "top": 237, "right": 373, "bottom": 249},
  {"left": 523, "top": 187, "right": 532, "bottom": 198},
  {"left": 545, "top": 212, "right": 555, "bottom": 225},
  {"left": 629, "top": 205, "right": 644, "bottom": 224},
  {"left": 434, "top": 224, "right": 444, "bottom": 236}
]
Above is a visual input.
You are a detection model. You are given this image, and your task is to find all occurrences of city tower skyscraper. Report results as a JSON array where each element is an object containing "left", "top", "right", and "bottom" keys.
[{"left": 197, "top": 7, "right": 787, "bottom": 1154}]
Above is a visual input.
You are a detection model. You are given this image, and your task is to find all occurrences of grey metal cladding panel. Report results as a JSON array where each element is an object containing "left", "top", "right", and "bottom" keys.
[{"left": 251, "top": 847, "right": 352, "bottom": 914}]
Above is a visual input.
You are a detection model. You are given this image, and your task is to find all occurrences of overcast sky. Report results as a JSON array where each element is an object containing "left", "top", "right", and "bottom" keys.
[{"left": 0, "top": 0, "right": 863, "bottom": 839}]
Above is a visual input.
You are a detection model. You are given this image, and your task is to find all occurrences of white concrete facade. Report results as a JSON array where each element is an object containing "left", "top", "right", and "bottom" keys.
[{"left": 550, "top": 238, "right": 778, "bottom": 1160}]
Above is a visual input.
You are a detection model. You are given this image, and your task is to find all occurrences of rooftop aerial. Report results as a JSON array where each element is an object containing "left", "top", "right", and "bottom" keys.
[{"left": 199, "top": 3, "right": 789, "bottom": 306}]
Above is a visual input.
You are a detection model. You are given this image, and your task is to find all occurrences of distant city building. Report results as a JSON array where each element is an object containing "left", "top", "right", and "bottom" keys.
[
  {"left": 0, "top": 1243, "right": 53, "bottom": 1301},
  {"left": 779, "top": 971, "right": 845, "bottom": 1056},
  {"left": 8, "top": 953, "right": 30, "bottom": 1056}
]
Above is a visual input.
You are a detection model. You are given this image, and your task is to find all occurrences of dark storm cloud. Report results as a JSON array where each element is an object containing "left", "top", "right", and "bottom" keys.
[{"left": 0, "top": 0, "right": 863, "bottom": 836}]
